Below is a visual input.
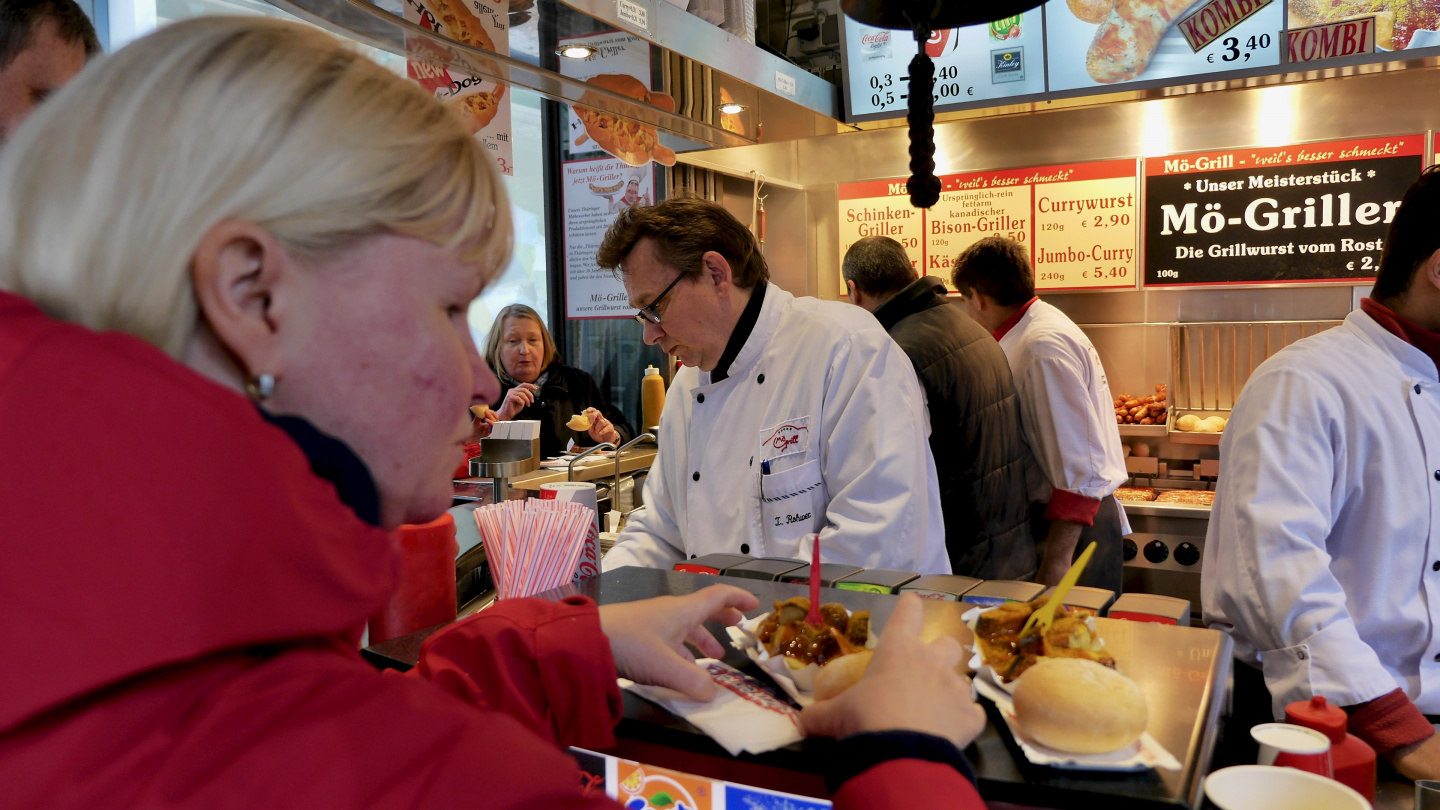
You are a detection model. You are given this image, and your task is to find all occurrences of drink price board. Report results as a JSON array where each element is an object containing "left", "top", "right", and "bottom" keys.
[
  {"left": 839, "top": 11, "right": 1045, "bottom": 123},
  {"left": 838, "top": 159, "right": 1139, "bottom": 293},
  {"left": 1144, "top": 134, "right": 1424, "bottom": 286}
]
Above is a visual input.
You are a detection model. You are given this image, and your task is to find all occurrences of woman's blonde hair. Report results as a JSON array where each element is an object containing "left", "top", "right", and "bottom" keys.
[
  {"left": 485, "top": 304, "right": 558, "bottom": 378},
  {"left": 0, "top": 16, "right": 512, "bottom": 357}
]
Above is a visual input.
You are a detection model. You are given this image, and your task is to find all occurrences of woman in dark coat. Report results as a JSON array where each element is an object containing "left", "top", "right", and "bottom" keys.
[{"left": 480, "top": 304, "right": 634, "bottom": 456}]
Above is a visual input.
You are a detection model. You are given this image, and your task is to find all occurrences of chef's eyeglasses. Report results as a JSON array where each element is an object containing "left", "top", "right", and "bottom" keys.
[{"left": 633, "top": 272, "right": 686, "bottom": 325}]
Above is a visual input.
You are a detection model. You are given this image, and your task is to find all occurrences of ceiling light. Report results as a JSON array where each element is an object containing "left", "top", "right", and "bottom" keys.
[
  {"left": 717, "top": 102, "right": 747, "bottom": 115},
  {"left": 556, "top": 44, "right": 597, "bottom": 59}
]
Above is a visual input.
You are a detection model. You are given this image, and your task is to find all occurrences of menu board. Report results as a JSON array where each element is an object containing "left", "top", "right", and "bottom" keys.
[
  {"left": 838, "top": 160, "right": 1138, "bottom": 293},
  {"left": 1045, "top": 0, "right": 1283, "bottom": 93},
  {"left": 928, "top": 159, "right": 1139, "bottom": 291},
  {"left": 840, "top": 11, "right": 1045, "bottom": 122},
  {"left": 837, "top": 179, "right": 925, "bottom": 289},
  {"left": 1287, "top": 0, "right": 1440, "bottom": 53},
  {"left": 1143, "top": 134, "right": 1424, "bottom": 286}
]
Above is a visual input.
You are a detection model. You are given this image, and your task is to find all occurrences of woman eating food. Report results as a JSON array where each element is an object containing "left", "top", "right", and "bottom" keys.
[
  {"left": 480, "top": 303, "right": 633, "bottom": 456},
  {"left": 0, "top": 17, "right": 988, "bottom": 808}
]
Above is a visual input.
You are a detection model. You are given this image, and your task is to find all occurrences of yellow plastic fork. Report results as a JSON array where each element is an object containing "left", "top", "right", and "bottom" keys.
[{"left": 1021, "top": 540, "right": 1098, "bottom": 637}]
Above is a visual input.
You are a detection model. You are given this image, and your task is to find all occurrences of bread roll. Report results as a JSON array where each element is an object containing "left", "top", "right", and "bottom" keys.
[
  {"left": 1131, "top": 442, "right": 1150, "bottom": 458},
  {"left": 813, "top": 649, "right": 873, "bottom": 701},
  {"left": 1012, "top": 658, "right": 1148, "bottom": 754},
  {"left": 567, "top": 413, "right": 591, "bottom": 431},
  {"left": 1202, "top": 416, "right": 1227, "bottom": 431},
  {"left": 1175, "top": 414, "right": 1200, "bottom": 431}
]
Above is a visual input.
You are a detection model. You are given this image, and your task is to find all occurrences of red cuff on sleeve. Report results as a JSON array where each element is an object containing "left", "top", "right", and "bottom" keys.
[
  {"left": 1347, "top": 688, "right": 1435, "bottom": 755},
  {"left": 1044, "top": 488, "right": 1101, "bottom": 526},
  {"left": 410, "top": 595, "right": 622, "bottom": 751},
  {"left": 831, "top": 760, "right": 985, "bottom": 810}
]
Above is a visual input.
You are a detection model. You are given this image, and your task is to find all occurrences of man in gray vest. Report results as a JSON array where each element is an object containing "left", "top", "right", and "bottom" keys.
[{"left": 844, "top": 236, "right": 1035, "bottom": 579}]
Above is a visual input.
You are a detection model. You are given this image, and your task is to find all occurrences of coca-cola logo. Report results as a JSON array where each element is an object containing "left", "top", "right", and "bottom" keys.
[{"left": 861, "top": 31, "right": 890, "bottom": 46}]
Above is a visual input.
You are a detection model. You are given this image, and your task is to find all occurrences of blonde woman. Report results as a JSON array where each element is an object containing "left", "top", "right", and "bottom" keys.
[
  {"left": 481, "top": 303, "right": 631, "bottom": 455},
  {"left": 0, "top": 17, "right": 988, "bottom": 809}
]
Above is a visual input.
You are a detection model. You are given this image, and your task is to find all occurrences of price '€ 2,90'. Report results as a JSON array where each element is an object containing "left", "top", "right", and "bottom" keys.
[{"left": 867, "top": 67, "right": 975, "bottom": 112}]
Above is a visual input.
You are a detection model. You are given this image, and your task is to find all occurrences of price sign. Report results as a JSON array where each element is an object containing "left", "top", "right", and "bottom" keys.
[
  {"left": 837, "top": 179, "right": 925, "bottom": 292},
  {"left": 1032, "top": 161, "right": 1139, "bottom": 289},
  {"left": 1144, "top": 135, "right": 1424, "bottom": 286},
  {"left": 926, "top": 160, "right": 1138, "bottom": 291},
  {"left": 1044, "top": 0, "right": 1281, "bottom": 94},
  {"left": 840, "top": 12, "right": 1045, "bottom": 122}
]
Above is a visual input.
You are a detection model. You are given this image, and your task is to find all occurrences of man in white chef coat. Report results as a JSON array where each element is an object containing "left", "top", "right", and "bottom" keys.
[
  {"left": 952, "top": 236, "right": 1128, "bottom": 593},
  {"left": 596, "top": 198, "right": 950, "bottom": 575},
  {"left": 1204, "top": 168, "right": 1440, "bottom": 780}
]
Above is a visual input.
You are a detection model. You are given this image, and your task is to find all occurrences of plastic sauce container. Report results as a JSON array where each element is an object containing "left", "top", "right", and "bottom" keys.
[
  {"left": 673, "top": 553, "right": 754, "bottom": 575},
  {"left": 723, "top": 557, "right": 806, "bottom": 581},
  {"left": 779, "top": 563, "right": 864, "bottom": 588},
  {"left": 641, "top": 365, "right": 665, "bottom": 432},
  {"left": 961, "top": 580, "right": 1045, "bottom": 607},
  {"left": 1285, "top": 696, "right": 1376, "bottom": 802},
  {"left": 834, "top": 568, "right": 920, "bottom": 594},
  {"left": 899, "top": 574, "right": 983, "bottom": 601}
]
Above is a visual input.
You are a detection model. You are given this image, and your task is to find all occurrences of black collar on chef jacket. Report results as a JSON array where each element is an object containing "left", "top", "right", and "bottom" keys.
[
  {"left": 710, "top": 281, "right": 767, "bottom": 383},
  {"left": 260, "top": 408, "right": 382, "bottom": 527}
]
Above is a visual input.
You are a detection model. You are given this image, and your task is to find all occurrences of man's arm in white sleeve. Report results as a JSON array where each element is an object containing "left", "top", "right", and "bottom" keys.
[
  {"left": 816, "top": 334, "right": 951, "bottom": 574},
  {"left": 602, "top": 432, "right": 686, "bottom": 571},
  {"left": 1202, "top": 364, "right": 1397, "bottom": 715}
]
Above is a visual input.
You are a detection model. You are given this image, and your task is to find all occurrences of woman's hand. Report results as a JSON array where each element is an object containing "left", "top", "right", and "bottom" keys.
[
  {"left": 599, "top": 585, "right": 759, "bottom": 701},
  {"left": 585, "top": 407, "right": 620, "bottom": 445},
  {"left": 800, "top": 594, "right": 987, "bottom": 751},
  {"left": 494, "top": 383, "right": 537, "bottom": 421}
]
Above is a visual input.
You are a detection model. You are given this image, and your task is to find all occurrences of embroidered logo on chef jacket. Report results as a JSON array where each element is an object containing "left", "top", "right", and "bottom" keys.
[{"left": 759, "top": 417, "right": 811, "bottom": 463}]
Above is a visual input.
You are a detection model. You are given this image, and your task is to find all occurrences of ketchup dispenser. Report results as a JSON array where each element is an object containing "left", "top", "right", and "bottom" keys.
[{"left": 1285, "top": 695, "right": 1376, "bottom": 802}]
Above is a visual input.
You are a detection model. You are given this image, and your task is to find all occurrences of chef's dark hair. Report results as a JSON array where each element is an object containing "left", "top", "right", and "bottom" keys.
[
  {"left": 843, "top": 236, "right": 917, "bottom": 297},
  {"left": 0, "top": 0, "right": 100, "bottom": 71},
  {"left": 951, "top": 235, "right": 1034, "bottom": 306},
  {"left": 1373, "top": 166, "right": 1440, "bottom": 303},
  {"left": 597, "top": 196, "right": 770, "bottom": 290}
]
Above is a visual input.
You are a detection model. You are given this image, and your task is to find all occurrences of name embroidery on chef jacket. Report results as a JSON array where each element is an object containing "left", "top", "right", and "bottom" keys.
[{"left": 758, "top": 416, "right": 811, "bottom": 463}]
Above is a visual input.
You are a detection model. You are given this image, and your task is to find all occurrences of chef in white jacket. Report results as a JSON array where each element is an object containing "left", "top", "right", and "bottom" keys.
[
  {"left": 595, "top": 198, "right": 950, "bottom": 574},
  {"left": 952, "top": 237, "right": 1129, "bottom": 593},
  {"left": 1204, "top": 168, "right": 1440, "bottom": 781}
]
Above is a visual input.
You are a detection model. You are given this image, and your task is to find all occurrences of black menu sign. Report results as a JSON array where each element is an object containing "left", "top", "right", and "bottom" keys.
[{"left": 1144, "top": 135, "right": 1424, "bottom": 286}]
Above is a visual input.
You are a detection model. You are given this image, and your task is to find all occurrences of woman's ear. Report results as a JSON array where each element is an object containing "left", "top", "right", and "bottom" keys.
[{"left": 189, "top": 220, "right": 291, "bottom": 383}]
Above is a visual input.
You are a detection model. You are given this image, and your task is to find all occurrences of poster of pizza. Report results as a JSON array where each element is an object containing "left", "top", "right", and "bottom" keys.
[{"left": 404, "top": 0, "right": 514, "bottom": 175}]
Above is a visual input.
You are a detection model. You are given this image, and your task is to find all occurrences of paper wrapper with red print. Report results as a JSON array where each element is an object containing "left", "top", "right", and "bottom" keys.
[{"left": 621, "top": 660, "right": 805, "bottom": 755}]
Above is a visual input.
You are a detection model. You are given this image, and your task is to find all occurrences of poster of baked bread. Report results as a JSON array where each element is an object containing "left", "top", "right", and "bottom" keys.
[
  {"left": 1044, "top": 0, "right": 1282, "bottom": 92},
  {"left": 404, "top": 0, "right": 514, "bottom": 174}
]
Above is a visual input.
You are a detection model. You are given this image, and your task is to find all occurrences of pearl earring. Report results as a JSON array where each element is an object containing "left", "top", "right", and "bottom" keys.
[{"left": 246, "top": 373, "right": 275, "bottom": 402}]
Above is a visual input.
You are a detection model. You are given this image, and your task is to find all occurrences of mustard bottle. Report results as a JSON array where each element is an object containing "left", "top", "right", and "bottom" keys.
[{"left": 641, "top": 365, "right": 665, "bottom": 433}]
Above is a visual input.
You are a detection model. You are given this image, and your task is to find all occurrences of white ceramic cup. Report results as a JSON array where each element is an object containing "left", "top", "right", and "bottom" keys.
[{"left": 1204, "top": 765, "right": 1368, "bottom": 810}]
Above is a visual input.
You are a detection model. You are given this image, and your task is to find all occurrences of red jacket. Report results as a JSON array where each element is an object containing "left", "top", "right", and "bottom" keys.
[{"left": 0, "top": 291, "right": 985, "bottom": 808}]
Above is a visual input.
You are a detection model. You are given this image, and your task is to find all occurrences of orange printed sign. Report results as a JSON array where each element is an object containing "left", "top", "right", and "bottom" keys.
[{"left": 614, "top": 761, "right": 714, "bottom": 810}]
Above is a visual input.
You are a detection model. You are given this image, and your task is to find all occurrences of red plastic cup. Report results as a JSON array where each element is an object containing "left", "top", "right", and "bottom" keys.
[{"left": 368, "top": 512, "right": 458, "bottom": 644}]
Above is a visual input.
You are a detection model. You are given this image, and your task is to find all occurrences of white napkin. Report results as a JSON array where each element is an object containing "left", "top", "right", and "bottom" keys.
[
  {"left": 973, "top": 677, "right": 1181, "bottom": 771},
  {"left": 620, "top": 659, "right": 806, "bottom": 756}
]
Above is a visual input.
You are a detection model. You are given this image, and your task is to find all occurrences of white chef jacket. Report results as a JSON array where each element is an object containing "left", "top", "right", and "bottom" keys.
[
  {"left": 997, "top": 299, "right": 1130, "bottom": 529},
  {"left": 1204, "top": 309, "right": 1440, "bottom": 718},
  {"left": 604, "top": 283, "right": 951, "bottom": 575}
]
